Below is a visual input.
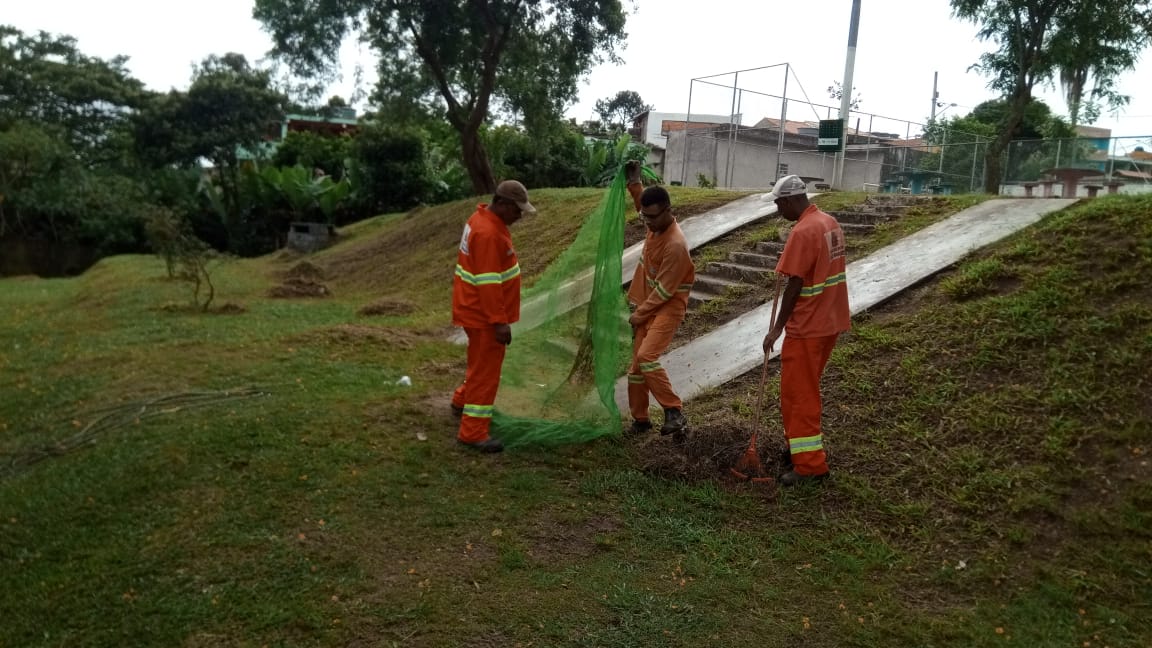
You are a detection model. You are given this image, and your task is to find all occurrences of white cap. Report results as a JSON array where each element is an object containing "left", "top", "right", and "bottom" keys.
[{"left": 761, "top": 174, "right": 808, "bottom": 201}]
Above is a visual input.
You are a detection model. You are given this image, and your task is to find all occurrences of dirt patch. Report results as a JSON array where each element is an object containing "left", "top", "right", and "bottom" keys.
[
  {"left": 320, "top": 207, "right": 464, "bottom": 292},
  {"left": 289, "top": 324, "right": 425, "bottom": 349},
  {"left": 631, "top": 404, "right": 788, "bottom": 484},
  {"left": 268, "top": 277, "right": 332, "bottom": 299},
  {"left": 358, "top": 298, "right": 418, "bottom": 317},
  {"left": 526, "top": 513, "right": 621, "bottom": 561},
  {"left": 213, "top": 302, "right": 247, "bottom": 315},
  {"left": 283, "top": 260, "right": 327, "bottom": 281},
  {"left": 154, "top": 301, "right": 248, "bottom": 315}
]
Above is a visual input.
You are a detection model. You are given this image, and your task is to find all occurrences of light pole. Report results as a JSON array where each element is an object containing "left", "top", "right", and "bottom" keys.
[
  {"left": 935, "top": 102, "right": 958, "bottom": 119},
  {"left": 833, "top": 0, "right": 862, "bottom": 190}
]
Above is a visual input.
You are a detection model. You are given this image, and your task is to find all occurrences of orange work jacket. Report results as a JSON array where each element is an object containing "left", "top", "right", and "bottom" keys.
[
  {"left": 627, "top": 219, "right": 695, "bottom": 321},
  {"left": 452, "top": 205, "right": 521, "bottom": 328}
]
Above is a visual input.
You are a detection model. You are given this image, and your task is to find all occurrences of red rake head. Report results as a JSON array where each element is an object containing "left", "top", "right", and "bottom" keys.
[{"left": 730, "top": 434, "right": 766, "bottom": 481}]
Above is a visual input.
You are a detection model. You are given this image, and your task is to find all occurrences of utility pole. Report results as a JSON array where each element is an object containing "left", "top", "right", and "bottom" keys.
[
  {"left": 930, "top": 71, "right": 939, "bottom": 123},
  {"left": 833, "top": 0, "right": 862, "bottom": 190}
]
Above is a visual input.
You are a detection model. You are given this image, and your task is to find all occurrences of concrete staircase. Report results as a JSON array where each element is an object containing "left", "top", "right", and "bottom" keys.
[{"left": 688, "top": 194, "right": 917, "bottom": 309}]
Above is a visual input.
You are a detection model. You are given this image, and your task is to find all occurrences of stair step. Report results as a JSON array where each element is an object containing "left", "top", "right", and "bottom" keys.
[
  {"left": 705, "top": 261, "right": 774, "bottom": 284},
  {"left": 688, "top": 290, "right": 719, "bottom": 309},
  {"left": 729, "top": 251, "right": 778, "bottom": 268},
  {"left": 841, "top": 223, "right": 877, "bottom": 235},
  {"left": 780, "top": 221, "right": 875, "bottom": 243},
  {"left": 692, "top": 273, "right": 747, "bottom": 295},
  {"left": 754, "top": 241, "right": 786, "bottom": 255}
]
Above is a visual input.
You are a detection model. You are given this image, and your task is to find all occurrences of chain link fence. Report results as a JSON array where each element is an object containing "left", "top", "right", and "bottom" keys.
[
  {"left": 665, "top": 67, "right": 989, "bottom": 192},
  {"left": 999, "top": 136, "right": 1152, "bottom": 196}
]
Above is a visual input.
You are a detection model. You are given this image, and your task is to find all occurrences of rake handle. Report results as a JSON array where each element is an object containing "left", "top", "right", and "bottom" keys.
[{"left": 752, "top": 273, "right": 786, "bottom": 430}]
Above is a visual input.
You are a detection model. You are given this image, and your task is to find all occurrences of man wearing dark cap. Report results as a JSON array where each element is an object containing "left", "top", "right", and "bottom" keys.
[
  {"left": 450, "top": 180, "right": 536, "bottom": 453},
  {"left": 626, "top": 185, "right": 695, "bottom": 440},
  {"left": 761, "top": 174, "right": 850, "bottom": 486}
]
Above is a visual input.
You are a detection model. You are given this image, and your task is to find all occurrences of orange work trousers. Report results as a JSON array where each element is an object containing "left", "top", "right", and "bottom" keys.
[
  {"left": 627, "top": 310, "right": 684, "bottom": 422},
  {"left": 780, "top": 333, "right": 839, "bottom": 476},
  {"left": 451, "top": 327, "right": 507, "bottom": 443}
]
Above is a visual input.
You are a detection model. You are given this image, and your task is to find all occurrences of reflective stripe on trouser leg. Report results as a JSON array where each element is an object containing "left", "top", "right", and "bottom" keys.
[
  {"left": 780, "top": 333, "right": 838, "bottom": 476},
  {"left": 627, "top": 310, "right": 683, "bottom": 422},
  {"left": 457, "top": 326, "right": 507, "bottom": 443}
]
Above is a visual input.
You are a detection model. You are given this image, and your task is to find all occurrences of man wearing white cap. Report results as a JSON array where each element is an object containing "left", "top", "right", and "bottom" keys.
[
  {"left": 761, "top": 175, "right": 850, "bottom": 486},
  {"left": 450, "top": 180, "right": 537, "bottom": 453}
]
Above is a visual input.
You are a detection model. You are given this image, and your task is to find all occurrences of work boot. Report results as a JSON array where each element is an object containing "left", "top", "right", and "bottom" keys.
[
  {"left": 660, "top": 408, "right": 687, "bottom": 436},
  {"left": 457, "top": 437, "right": 504, "bottom": 453},
  {"left": 779, "top": 470, "right": 829, "bottom": 487},
  {"left": 450, "top": 403, "right": 464, "bottom": 418},
  {"left": 628, "top": 419, "right": 653, "bottom": 435}
]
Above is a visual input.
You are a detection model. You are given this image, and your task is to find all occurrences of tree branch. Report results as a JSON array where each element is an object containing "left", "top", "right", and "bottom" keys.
[
  {"left": 403, "top": 19, "right": 465, "bottom": 130},
  {"left": 466, "top": 0, "right": 520, "bottom": 133}
]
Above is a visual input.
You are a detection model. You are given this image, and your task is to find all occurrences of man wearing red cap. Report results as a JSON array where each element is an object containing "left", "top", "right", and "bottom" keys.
[
  {"left": 450, "top": 180, "right": 536, "bottom": 453},
  {"left": 761, "top": 174, "right": 850, "bottom": 486}
]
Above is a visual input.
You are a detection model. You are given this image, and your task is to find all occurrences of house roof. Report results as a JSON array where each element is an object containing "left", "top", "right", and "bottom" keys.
[{"left": 1075, "top": 125, "right": 1112, "bottom": 139}]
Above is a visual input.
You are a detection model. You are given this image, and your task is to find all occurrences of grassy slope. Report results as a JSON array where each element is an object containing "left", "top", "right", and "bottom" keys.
[{"left": 0, "top": 192, "right": 1149, "bottom": 647}]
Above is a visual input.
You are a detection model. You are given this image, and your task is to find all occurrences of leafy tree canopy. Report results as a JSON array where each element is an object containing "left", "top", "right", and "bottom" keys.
[
  {"left": 0, "top": 25, "right": 146, "bottom": 164},
  {"left": 253, "top": 0, "right": 630, "bottom": 194},
  {"left": 134, "top": 53, "right": 288, "bottom": 168},
  {"left": 950, "top": 0, "right": 1152, "bottom": 192},
  {"left": 594, "top": 90, "right": 652, "bottom": 132}
]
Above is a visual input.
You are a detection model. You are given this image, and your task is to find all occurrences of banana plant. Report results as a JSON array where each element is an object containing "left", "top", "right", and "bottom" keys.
[
  {"left": 581, "top": 134, "right": 651, "bottom": 187},
  {"left": 316, "top": 176, "right": 352, "bottom": 222}
]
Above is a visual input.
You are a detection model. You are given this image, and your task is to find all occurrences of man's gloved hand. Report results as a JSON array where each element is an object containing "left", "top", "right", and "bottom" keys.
[{"left": 493, "top": 323, "right": 512, "bottom": 345}]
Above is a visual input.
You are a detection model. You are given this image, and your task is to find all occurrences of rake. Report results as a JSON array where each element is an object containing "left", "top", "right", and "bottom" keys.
[{"left": 730, "top": 273, "right": 784, "bottom": 483}]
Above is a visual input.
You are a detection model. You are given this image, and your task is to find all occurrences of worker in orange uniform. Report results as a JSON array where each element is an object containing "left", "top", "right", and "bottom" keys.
[
  {"left": 627, "top": 186, "right": 694, "bottom": 439},
  {"left": 761, "top": 175, "right": 850, "bottom": 486},
  {"left": 450, "top": 180, "right": 536, "bottom": 453}
]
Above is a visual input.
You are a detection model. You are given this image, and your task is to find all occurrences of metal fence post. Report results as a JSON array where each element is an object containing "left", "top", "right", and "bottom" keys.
[
  {"left": 970, "top": 136, "right": 979, "bottom": 192},
  {"left": 775, "top": 66, "right": 789, "bottom": 183},
  {"left": 939, "top": 125, "right": 948, "bottom": 173}
]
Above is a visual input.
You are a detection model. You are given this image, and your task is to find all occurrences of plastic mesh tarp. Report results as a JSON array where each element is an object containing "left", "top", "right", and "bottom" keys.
[{"left": 491, "top": 168, "right": 644, "bottom": 447}]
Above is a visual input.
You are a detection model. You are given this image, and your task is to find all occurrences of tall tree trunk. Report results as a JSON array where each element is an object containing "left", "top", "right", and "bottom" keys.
[
  {"left": 982, "top": 93, "right": 1030, "bottom": 194},
  {"left": 460, "top": 125, "right": 496, "bottom": 195}
]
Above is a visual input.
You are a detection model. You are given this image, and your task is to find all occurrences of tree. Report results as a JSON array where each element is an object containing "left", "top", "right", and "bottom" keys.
[
  {"left": 594, "top": 90, "right": 652, "bottom": 132},
  {"left": 968, "top": 98, "right": 1075, "bottom": 140},
  {"left": 349, "top": 124, "right": 430, "bottom": 215},
  {"left": 135, "top": 54, "right": 289, "bottom": 252},
  {"left": 1053, "top": 3, "right": 1148, "bottom": 125},
  {"left": 919, "top": 115, "right": 996, "bottom": 192},
  {"left": 252, "top": 0, "right": 629, "bottom": 195},
  {"left": 135, "top": 54, "right": 288, "bottom": 170},
  {"left": 951, "top": 0, "right": 1152, "bottom": 192},
  {"left": 827, "top": 81, "right": 862, "bottom": 111},
  {"left": 0, "top": 25, "right": 145, "bottom": 165}
]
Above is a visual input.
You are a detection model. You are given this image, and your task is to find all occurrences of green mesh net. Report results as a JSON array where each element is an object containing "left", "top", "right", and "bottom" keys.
[{"left": 491, "top": 167, "right": 650, "bottom": 447}]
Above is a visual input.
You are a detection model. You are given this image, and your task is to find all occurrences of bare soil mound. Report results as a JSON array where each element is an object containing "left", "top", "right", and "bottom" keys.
[{"left": 358, "top": 298, "right": 418, "bottom": 317}]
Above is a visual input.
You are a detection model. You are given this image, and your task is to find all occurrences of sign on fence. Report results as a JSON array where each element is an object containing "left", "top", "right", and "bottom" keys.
[{"left": 818, "top": 119, "right": 844, "bottom": 152}]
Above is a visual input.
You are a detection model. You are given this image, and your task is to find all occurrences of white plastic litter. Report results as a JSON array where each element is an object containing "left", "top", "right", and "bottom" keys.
[{"left": 397, "top": 375, "right": 412, "bottom": 387}]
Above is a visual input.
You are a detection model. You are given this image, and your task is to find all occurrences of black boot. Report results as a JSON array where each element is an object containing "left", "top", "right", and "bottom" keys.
[{"left": 660, "top": 408, "right": 688, "bottom": 441}]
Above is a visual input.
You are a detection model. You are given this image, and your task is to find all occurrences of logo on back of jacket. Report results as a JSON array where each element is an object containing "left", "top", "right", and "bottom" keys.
[
  {"left": 460, "top": 223, "right": 515, "bottom": 258},
  {"left": 459, "top": 224, "right": 471, "bottom": 255}
]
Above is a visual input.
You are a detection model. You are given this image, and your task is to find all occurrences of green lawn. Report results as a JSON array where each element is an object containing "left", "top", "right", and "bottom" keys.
[{"left": 1, "top": 191, "right": 1149, "bottom": 647}]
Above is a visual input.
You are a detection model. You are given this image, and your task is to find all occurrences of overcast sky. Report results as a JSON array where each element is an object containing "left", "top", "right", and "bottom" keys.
[{"left": 8, "top": 0, "right": 1152, "bottom": 147}]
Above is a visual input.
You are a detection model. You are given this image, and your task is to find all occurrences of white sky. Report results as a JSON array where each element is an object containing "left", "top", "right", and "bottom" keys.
[{"left": 7, "top": 0, "right": 1152, "bottom": 145}]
